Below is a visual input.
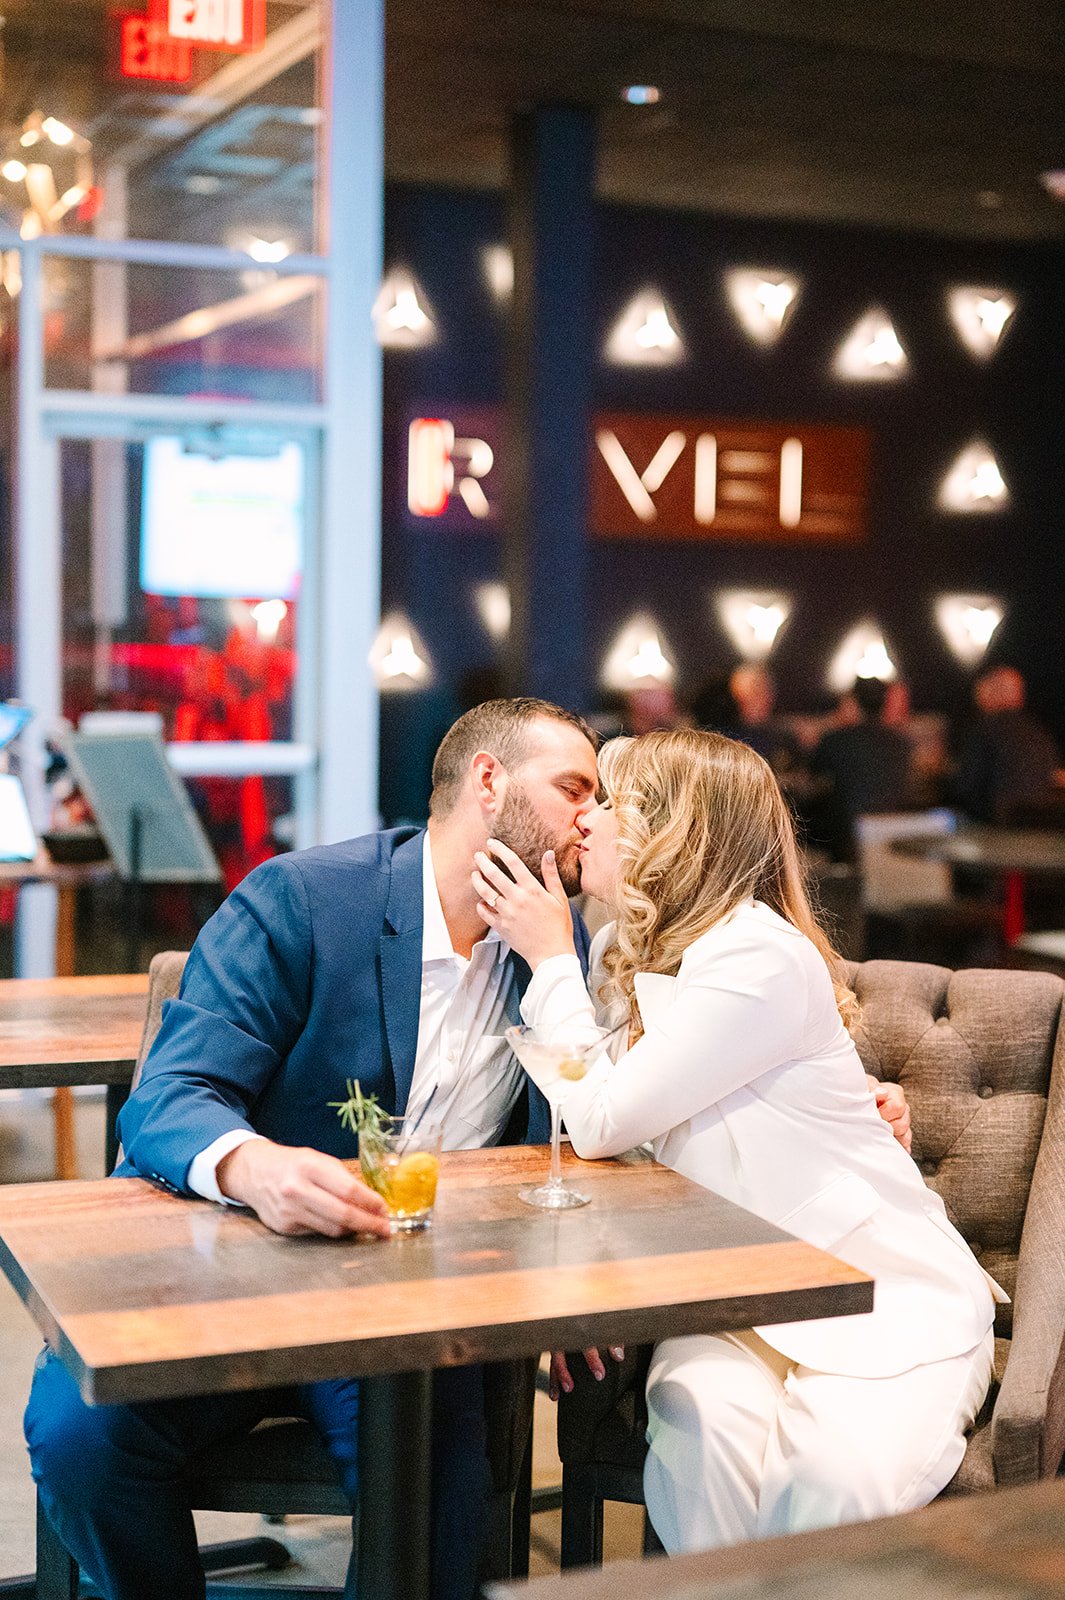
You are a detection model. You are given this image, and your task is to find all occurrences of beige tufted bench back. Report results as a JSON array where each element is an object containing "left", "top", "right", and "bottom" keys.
[{"left": 842, "top": 959, "right": 1065, "bottom": 1340}]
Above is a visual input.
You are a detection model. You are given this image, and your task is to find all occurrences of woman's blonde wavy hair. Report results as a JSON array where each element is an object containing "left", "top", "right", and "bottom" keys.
[{"left": 597, "top": 729, "right": 859, "bottom": 1039}]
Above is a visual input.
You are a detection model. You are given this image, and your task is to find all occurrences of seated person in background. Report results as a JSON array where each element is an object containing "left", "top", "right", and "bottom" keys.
[
  {"left": 25, "top": 696, "right": 599, "bottom": 1600},
  {"left": 812, "top": 675, "right": 917, "bottom": 859},
  {"left": 475, "top": 729, "right": 997, "bottom": 1556},
  {"left": 952, "top": 665, "right": 1060, "bottom": 825}
]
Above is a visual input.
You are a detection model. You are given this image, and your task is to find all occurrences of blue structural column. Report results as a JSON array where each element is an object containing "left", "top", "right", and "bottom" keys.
[{"left": 504, "top": 105, "right": 596, "bottom": 711}]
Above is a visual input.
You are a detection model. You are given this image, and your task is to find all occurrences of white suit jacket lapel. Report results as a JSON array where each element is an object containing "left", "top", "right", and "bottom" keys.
[{"left": 634, "top": 971, "right": 675, "bottom": 1030}]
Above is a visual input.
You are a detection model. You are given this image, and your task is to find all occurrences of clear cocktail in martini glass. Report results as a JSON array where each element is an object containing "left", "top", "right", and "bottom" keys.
[{"left": 505, "top": 1025, "right": 612, "bottom": 1209}]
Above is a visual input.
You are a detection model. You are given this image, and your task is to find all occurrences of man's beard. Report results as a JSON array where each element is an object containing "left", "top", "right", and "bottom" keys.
[{"left": 495, "top": 783, "right": 582, "bottom": 896}]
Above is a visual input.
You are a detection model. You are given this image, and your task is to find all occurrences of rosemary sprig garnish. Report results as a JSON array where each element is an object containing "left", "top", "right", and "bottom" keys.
[{"left": 329, "top": 1079, "right": 392, "bottom": 1143}]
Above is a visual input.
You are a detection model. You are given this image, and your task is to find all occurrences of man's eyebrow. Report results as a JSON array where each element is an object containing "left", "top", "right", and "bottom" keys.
[{"left": 555, "top": 770, "right": 596, "bottom": 790}]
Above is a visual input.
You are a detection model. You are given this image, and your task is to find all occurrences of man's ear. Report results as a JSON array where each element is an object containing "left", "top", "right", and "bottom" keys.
[{"left": 469, "top": 750, "right": 507, "bottom": 817}]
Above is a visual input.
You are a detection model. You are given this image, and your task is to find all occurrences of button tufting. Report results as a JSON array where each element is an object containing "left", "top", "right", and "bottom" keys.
[
  {"left": 978, "top": 1084, "right": 994, "bottom": 1099},
  {"left": 920, "top": 1158, "right": 938, "bottom": 1176}
]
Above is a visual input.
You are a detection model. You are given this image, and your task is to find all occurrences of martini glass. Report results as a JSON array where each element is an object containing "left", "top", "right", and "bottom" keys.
[{"left": 505, "top": 1025, "right": 612, "bottom": 1209}]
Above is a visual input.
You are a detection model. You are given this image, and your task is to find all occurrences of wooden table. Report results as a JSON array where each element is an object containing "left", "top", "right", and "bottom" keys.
[
  {"left": 0, "top": 974, "right": 147, "bottom": 1177},
  {"left": 892, "top": 826, "right": 1065, "bottom": 943},
  {"left": 489, "top": 1475, "right": 1065, "bottom": 1600},
  {"left": 0, "top": 1146, "right": 871, "bottom": 1600},
  {"left": 0, "top": 855, "right": 119, "bottom": 1177}
]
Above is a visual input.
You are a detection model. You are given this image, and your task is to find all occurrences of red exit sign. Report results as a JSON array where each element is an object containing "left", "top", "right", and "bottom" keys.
[
  {"left": 150, "top": 0, "right": 266, "bottom": 52},
  {"left": 120, "top": 14, "right": 192, "bottom": 81}
]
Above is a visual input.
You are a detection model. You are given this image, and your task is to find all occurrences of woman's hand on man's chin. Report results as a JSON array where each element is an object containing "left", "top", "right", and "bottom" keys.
[{"left": 471, "top": 838, "right": 577, "bottom": 968}]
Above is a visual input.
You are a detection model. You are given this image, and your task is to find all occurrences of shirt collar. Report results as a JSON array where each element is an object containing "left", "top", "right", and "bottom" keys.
[{"left": 421, "top": 832, "right": 505, "bottom": 965}]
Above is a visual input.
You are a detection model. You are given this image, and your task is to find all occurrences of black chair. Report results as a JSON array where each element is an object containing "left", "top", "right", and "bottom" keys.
[{"left": 32, "top": 951, "right": 536, "bottom": 1598}]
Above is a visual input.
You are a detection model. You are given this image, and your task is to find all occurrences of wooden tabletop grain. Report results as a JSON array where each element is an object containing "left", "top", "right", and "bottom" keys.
[
  {"left": 489, "top": 1476, "right": 1065, "bottom": 1600},
  {"left": 0, "top": 1147, "right": 872, "bottom": 1406},
  {"left": 0, "top": 974, "right": 148, "bottom": 1087}
]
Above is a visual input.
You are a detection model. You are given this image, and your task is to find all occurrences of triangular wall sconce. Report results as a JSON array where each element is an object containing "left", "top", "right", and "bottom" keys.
[
  {"left": 827, "top": 621, "right": 898, "bottom": 695},
  {"left": 373, "top": 268, "right": 435, "bottom": 348},
  {"left": 947, "top": 286, "right": 1015, "bottom": 358},
  {"left": 725, "top": 270, "right": 801, "bottom": 345},
  {"left": 834, "top": 308, "right": 907, "bottom": 379},
  {"left": 600, "top": 614, "right": 678, "bottom": 689},
  {"left": 369, "top": 612, "right": 435, "bottom": 690},
  {"left": 605, "top": 290, "right": 684, "bottom": 365},
  {"left": 938, "top": 441, "right": 1009, "bottom": 512}
]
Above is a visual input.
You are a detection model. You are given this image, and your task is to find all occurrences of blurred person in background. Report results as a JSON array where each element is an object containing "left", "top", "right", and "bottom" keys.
[
  {"left": 812, "top": 677, "right": 917, "bottom": 860},
  {"left": 952, "top": 666, "right": 1060, "bottom": 825},
  {"left": 729, "top": 664, "right": 808, "bottom": 784}
]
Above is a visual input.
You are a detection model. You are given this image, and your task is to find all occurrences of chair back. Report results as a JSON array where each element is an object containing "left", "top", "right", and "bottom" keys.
[
  {"left": 854, "top": 809, "right": 955, "bottom": 912},
  {"left": 842, "top": 959, "right": 1065, "bottom": 1338},
  {"left": 130, "top": 950, "right": 189, "bottom": 1095}
]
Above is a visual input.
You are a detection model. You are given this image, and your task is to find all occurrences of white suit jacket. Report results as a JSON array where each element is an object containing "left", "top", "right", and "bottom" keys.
[{"left": 520, "top": 900, "right": 1001, "bottom": 1378}]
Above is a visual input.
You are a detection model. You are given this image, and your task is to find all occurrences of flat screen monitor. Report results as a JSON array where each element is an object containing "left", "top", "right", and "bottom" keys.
[
  {"left": 140, "top": 437, "right": 304, "bottom": 600},
  {"left": 0, "top": 774, "right": 38, "bottom": 862}
]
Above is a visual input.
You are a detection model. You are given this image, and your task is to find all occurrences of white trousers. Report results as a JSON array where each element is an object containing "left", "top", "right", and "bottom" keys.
[{"left": 643, "top": 1326, "right": 994, "bottom": 1554}]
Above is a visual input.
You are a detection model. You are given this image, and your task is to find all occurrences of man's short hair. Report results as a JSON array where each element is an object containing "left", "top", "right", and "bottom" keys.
[{"left": 429, "top": 697, "right": 598, "bottom": 816}]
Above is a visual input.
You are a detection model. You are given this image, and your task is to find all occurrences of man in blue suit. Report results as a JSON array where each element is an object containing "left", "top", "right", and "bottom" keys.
[{"left": 25, "top": 697, "right": 600, "bottom": 1600}]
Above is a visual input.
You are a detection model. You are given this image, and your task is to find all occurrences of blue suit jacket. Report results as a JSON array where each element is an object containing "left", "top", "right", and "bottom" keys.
[{"left": 117, "top": 828, "right": 591, "bottom": 1193}]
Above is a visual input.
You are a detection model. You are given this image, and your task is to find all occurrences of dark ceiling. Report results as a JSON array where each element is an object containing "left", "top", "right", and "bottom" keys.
[{"left": 3, "top": 0, "right": 1065, "bottom": 243}]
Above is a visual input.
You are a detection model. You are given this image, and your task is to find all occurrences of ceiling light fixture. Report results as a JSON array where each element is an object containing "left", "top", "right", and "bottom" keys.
[
  {"left": 2, "top": 160, "right": 27, "bottom": 183},
  {"left": 834, "top": 309, "right": 907, "bottom": 380},
  {"left": 247, "top": 237, "right": 291, "bottom": 264},
  {"left": 622, "top": 86, "right": 660, "bottom": 105},
  {"left": 725, "top": 269, "right": 801, "bottom": 345}
]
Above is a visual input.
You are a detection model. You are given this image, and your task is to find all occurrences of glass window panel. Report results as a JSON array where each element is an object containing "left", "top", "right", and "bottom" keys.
[
  {"left": 42, "top": 258, "right": 324, "bottom": 401},
  {"left": 0, "top": 2, "right": 323, "bottom": 252}
]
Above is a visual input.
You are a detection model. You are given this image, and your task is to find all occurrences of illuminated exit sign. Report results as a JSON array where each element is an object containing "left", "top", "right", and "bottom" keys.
[{"left": 151, "top": 0, "right": 266, "bottom": 53}]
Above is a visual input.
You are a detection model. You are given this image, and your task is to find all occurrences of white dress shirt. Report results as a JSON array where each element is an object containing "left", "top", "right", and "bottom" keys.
[{"left": 189, "top": 834, "right": 524, "bottom": 1202}]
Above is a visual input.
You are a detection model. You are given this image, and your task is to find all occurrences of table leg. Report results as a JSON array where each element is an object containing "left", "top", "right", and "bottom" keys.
[
  {"left": 105, "top": 1083, "right": 130, "bottom": 1174},
  {"left": 52, "top": 1089, "right": 77, "bottom": 1181},
  {"left": 356, "top": 1371, "right": 433, "bottom": 1600},
  {"left": 53, "top": 884, "right": 78, "bottom": 1180}
]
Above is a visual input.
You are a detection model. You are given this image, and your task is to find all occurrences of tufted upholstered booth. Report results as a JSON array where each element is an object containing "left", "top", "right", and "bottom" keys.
[
  {"left": 34, "top": 951, "right": 536, "bottom": 1598},
  {"left": 556, "top": 959, "right": 1065, "bottom": 1567}
]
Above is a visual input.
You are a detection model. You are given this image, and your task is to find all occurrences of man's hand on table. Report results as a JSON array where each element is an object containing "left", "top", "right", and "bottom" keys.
[
  {"left": 869, "top": 1075, "right": 912, "bottom": 1153},
  {"left": 216, "top": 1139, "right": 392, "bottom": 1238}
]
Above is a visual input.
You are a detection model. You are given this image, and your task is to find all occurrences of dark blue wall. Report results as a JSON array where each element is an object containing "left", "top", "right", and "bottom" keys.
[{"left": 381, "top": 185, "right": 1065, "bottom": 741}]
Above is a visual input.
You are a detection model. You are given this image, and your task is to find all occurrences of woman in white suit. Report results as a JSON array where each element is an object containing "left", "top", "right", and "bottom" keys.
[{"left": 473, "top": 729, "right": 1000, "bottom": 1553}]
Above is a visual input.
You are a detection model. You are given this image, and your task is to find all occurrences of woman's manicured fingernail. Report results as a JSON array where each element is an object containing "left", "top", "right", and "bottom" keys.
[
  {"left": 610, "top": 1347, "right": 624, "bottom": 1361},
  {"left": 545, "top": 849, "right": 555, "bottom": 861}
]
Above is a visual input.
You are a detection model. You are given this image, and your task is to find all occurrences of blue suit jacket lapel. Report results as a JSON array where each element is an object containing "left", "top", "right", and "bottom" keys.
[{"left": 379, "top": 830, "right": 426, "bottom": 1115}]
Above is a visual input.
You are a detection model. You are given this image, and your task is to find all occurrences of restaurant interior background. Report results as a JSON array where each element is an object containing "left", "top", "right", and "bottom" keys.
[{"left": 1, "top": 0, "right": 1064, "bottom": 965}]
